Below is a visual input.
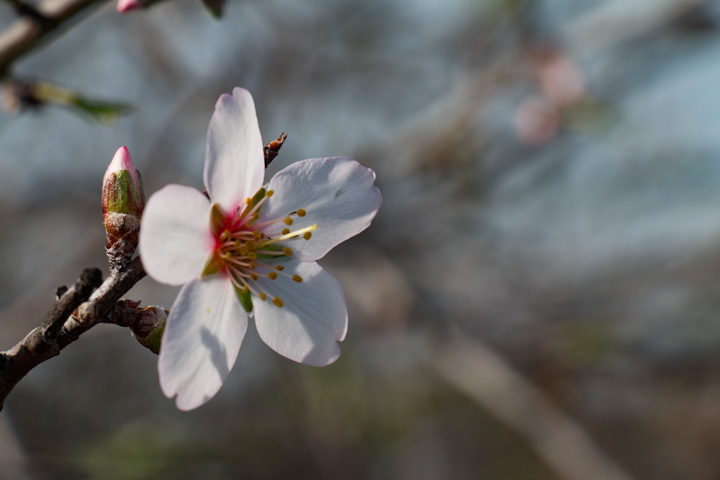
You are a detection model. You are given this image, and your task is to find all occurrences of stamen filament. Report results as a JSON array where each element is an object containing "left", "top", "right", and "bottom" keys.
[
  {"left": 236, "top": 195, "right": 270, "bottom": 227},
  {"left": 210, "top": 191, "right": 316, "bottom": 309},
  {"left": 257, "top": 224, "right": 317, "bottom": 247}
]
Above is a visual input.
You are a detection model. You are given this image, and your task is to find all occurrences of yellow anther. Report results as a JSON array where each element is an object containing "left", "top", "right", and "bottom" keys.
[
  {"left": 250, "top": 273, "right": 258, "bottom": 281},
  {"left": 266, "top": 190, "right": 274, "bottom": 197},
  {"left": 248, "top": 251, "right": 257, "bottom": 259},
  {"left": 303, "top": 232, "right": 312, "bottom": 240},
  {"left": 248, "top": 261, "right": 256, "bottom": 269},
  {"left": 259, "top": 293, "right": 266, "bottom": 301},
  {"left": 253, "top": 231, "right": 261, "bottom": 238},
  {"left": 283, "top": 217, "right": 293, "bottom": 225},
  {"left": 239, "top": 246, "right": 249, "bottom": 255},
  {"left": 297, "top": 209, "right": 306, "bottom": 217},
  {"left": 268, "top": 271, "right": 278, "bottom": 280},
  {"left": 272, "top": 296, "right": 284, "bottom": 308},
  {"left": 292, "top": 275, "right": 303, "bottom": 283},
  {"left": 282, "top": 228, "right": 290, "bottom": 235},
  {"left": 244, "top": 197, "right": 251, "bottom": 204},
  {"left": 283, "top": 247, "right": 292, "bottom": 256},
  {"left": 253, "top": 213, "right": 259, "bottom": 220},
  {"left": 242, "top": 285, "right": 250, "bottom": 294},
  {"left": 276, "top": 265, "right": 285, "bottom": 271}
]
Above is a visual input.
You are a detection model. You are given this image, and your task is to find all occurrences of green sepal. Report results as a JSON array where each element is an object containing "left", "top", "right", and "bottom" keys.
[
  {"left": 201, "top": 255, "right": 221, "bottom": 277},
  {"left": 105, "top": 170, "right": 143, "bottom": 216},
  {"left": 210, "top": 203, "right": 226, "bottom": 232},
  {"left": 256, "top": 243, "right": 285, "bottom": 260},
  {"left": 247, "top": 188, "right": 266, "bottom": 211},
  {"left": 234, "top": 285, "right": 253, "bottom": 312},
  {"left": 134, "top": 319, "right": 165, "bottom": 355}
]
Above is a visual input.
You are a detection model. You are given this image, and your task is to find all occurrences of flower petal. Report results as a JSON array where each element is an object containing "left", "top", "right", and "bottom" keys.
[
  {"left": 252, "top": 260, "right": 347, "bottom": 366},
  {"left": 260, "top": 157, "right": 381, "bottom": 261},
  {"left": 158, "top": 275, "right": 248, "bottom": 411},
  {"left": 204, "top": 88, "right": 265, "bottom": 212},
  {"left": 139, "top": 184, "right": 213, "bottom": 286}
]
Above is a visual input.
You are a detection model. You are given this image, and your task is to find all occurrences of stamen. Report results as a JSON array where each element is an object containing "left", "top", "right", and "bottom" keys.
[
  {"left": 235, "top": 189, "right": 270, "bottom": 227},
  {"left": 256, "top": 249, "right": 286, "bottom": 256},
  {"left": 251, "top": 218, "right": 289, "bottom": 230},
  {"left": 229, "top": 203, "right": 249, "bottom": 226},
  {"left": 225, "top": 257, "right": 253, "bottom": 269},
  {"left": 226, "top": 265, "right": 252, "bottom": 279},
  {"left": 257, "top": 225, "right": 317, "bottom": 246},
  {"left": 211, "top": 187, "right": 320, "bottom": 311}
]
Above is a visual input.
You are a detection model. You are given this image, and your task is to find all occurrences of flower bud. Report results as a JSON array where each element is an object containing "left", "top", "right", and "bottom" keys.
[
  {"left": 131, "top": 306, "right": 167, "bottom": 355},
  {"left": 116, "top": 0, "right": 165, "bottom": 12},
  {"left": 116, "top": 0, "right": 143, "bottom": 12},
  {"left": 102, "top": 146, "right": 145, "bottom": 249}
]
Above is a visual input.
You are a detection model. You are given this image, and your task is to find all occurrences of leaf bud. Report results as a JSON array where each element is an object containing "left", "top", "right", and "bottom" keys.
[{"left": 131, "top": 306, "right": 168, "bottom": 355}]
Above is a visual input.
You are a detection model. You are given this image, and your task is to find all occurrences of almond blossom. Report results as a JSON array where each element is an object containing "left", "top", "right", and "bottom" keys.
[{"left": 138, "top": 88, "right": 381, "bottom": 410}]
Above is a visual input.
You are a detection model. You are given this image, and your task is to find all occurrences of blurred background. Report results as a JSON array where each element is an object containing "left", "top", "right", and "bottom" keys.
[{"left": 2, "top": 0, "right": 720, "bottom": 478}]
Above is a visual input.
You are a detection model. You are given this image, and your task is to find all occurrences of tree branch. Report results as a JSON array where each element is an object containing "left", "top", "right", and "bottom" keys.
[
  {"left": 0, "top": 0, "right": 110, "bottom": 74},
  {"left": 428, "top": 333, "right": 635, "bottom": 480},
  {"left": 0, "top": 256, "right": 146, "bottom": 410}
]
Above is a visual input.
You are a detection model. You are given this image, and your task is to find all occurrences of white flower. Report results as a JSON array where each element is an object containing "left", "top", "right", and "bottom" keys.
[{"left": 139, "top": 88, "right": 381, "bottom": 410}]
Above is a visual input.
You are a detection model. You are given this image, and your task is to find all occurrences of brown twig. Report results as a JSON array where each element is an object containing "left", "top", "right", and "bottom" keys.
[
  {"left": 0, "top": 256, "right": 146, "bottom": 410},
  {"left": 0, "top": 0, "right": 110, "bottom": 75}
]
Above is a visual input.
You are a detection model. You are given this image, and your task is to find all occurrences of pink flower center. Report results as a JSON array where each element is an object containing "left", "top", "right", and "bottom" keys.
[{"left": 205, "top": 188, "right": 315, "bottom": 308}]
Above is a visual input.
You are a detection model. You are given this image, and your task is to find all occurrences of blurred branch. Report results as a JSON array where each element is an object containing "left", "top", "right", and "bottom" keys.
[
  {"left": 0, "top": 0, "right": 110, "bottom": 74},
  {"left": 563, "top": 0, "right": 706, "bottom": 55},
  {"left": 428, "top": 334, "right": 636, "bottom": 480},
  {"left": 4, "top": 0, "right": 49, "bottom": 22},
  {"left": 3, "top": 76, "right": 133, "bottom": 122},
  {"left": 0, "top": 256, "right": 146, "bottom": 411}
]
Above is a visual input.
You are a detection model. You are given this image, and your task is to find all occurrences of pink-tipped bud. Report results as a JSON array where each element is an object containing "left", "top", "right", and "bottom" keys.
[
  {"left": 117, "top": 0, "right": 143, "bottom": 12},
  {"left": 102, "top": 146, "right": 145, "bottom": 253}
]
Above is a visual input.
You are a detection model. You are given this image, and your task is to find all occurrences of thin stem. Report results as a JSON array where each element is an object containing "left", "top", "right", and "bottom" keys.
[{"left": 0, "top": 0, "right": 110, "bottom": 75}]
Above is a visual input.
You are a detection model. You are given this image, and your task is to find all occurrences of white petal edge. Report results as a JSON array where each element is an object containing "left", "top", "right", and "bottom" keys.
[
  {"left": 158, "top": 275, "right": 248, "bottom": 411},
  {"left": 139, "top": 184, "right": 213, "bottom": 286},
  {"left": 252, "top": 260, "right": 348, "bottom": 366},
  {"left": 259, "top": 157, "right": 381, "bottom": 261},
  {"left": 204, "top": 87, "right": 265, "bottom": 212}
]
